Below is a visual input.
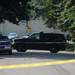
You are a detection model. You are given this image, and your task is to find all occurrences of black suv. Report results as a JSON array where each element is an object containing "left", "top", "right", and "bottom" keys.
[
  {"left": 0, "top": 34, "right": 12, "bottom": 54},
  {"left": 13, "top": 32, "right": 66, "bottom": 53}
]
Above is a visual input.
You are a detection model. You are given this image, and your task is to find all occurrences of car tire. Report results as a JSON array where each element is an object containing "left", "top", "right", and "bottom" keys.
[{"left": 17, "top": 48, "right": 27, "bottom": 52}]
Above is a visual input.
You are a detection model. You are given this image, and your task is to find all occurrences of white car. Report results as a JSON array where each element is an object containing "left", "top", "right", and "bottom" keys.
[{"left": 8, "top": 33, "right": 18, "bottom": 39}]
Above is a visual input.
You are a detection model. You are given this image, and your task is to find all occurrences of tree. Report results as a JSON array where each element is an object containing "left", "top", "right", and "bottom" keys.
[
  {"left": 0, "top": 0, "right": 31, "bottom": 24},
  {"left": 33, "top": 0, "right": 75, "bottom": 32}
]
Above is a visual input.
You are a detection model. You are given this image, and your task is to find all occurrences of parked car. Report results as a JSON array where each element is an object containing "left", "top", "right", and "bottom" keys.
[
  {"left": 0, "top": 34, "right": 12, "bottom": 54},
  {"left": 8, "top": 32, "right": 18, "bottom": 39},
  {"left": 8, "top": 32, "right": 18, "bottom": 44},
  {"left": 13, "top": 32, "right": 66, "bottom": 53}
]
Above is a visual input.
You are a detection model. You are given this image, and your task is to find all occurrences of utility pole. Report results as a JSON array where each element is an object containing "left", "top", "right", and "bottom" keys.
[{"left": 26, "top": 20, "right": 32, "bottom": 33}]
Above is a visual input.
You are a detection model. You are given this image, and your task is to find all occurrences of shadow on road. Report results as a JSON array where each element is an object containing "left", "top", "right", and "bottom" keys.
[{"left": 0, "top": 51, "right": 75, "bottom": 60}]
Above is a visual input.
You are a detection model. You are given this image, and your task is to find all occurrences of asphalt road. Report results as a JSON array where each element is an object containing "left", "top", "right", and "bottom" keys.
[{"left": 0, "top": 50, "right": 75, "bottom": 75}]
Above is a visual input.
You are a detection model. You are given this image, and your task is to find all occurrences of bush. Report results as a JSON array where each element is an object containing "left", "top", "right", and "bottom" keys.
[{"left": 66, "top": 43, "right": 75, "bottom": 51}]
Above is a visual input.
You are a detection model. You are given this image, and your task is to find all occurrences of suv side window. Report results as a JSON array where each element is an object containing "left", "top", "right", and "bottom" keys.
[
  {"left": 42, "top": 33, "right": 65, "bottom": 42},
  {"left": 29, "top": 33, "right": 40, "bottom": 40}
]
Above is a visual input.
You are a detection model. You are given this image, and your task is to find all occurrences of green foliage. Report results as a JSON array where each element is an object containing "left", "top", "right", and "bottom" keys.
[
  {"left": 0, "top": 0, "right": 75, "bottom": 33},
  {"left": 66, "top": 43, "right": 75, "bottom": 51},
  {"left": 34, "top": 0, "right": 75, "bottom": 31},
  {"left": 0, "top": 0, "right": 31, "bottom": 24}
]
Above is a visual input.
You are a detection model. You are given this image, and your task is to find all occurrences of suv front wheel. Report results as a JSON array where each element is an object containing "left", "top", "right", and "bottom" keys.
[{"left": 17, "top": 48, "right": 27, "bottom": 52}]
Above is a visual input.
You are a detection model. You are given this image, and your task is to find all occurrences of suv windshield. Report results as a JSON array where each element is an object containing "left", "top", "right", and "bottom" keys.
[{"left": 29, "top": 33, "right": 40, "bottom": 39}]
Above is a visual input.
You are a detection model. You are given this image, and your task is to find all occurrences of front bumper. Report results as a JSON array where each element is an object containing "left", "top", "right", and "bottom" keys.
[{"left": 0, "top": 45, "right": 11, "bottom": 51}]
